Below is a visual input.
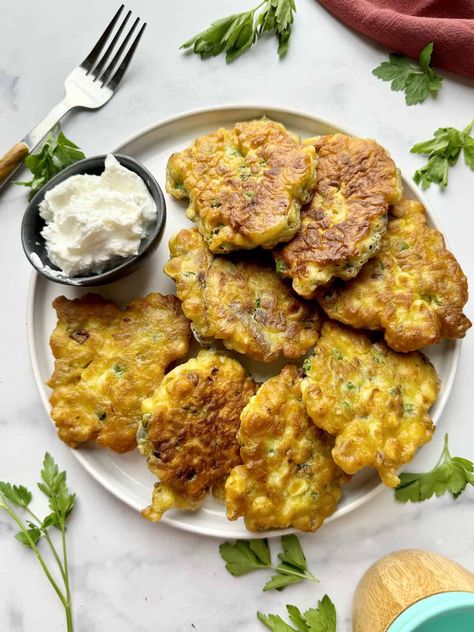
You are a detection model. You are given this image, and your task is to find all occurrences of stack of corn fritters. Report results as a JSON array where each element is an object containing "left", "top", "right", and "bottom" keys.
[{"left": 48, "top": 119, "right": 470, "bottom": 533}]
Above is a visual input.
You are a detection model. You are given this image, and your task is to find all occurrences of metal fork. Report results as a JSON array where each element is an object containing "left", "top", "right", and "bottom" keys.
[{"left": 0, "top": 5, "right": 146, "bottom": 188}]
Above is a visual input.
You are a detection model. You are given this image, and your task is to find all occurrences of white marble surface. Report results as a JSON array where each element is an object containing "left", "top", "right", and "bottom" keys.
[{"left": 1, "top": 1, "right": 474, "bottom": 630}]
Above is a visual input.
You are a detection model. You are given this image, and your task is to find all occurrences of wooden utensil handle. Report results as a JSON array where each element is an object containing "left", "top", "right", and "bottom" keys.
[{"left": 0, "top": 142, "right": 30, "bottom": 186}]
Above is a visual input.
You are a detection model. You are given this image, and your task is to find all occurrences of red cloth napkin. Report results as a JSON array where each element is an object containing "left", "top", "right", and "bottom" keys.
[{"left": 317, "top": 0, "right": 474, "bottom": 78}]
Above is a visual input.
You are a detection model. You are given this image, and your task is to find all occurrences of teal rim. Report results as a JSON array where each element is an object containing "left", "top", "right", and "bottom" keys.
[{"left": 387, "top": 592, "right": 474, "bottom": 631}]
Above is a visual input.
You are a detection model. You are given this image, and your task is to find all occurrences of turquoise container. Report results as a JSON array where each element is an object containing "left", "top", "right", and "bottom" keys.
[{"left": 387, "top": 592, "right": 474, "bottom": 632}]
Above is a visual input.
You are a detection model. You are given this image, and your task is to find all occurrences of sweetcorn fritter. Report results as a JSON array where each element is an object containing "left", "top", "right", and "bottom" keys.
[
  {"left": 275, "top": 134, "right": 402, "bottom": 297},
  {"left": 301, "top": 321, "right": 439, "bottom": 487},
  {"left": 138, "top": 349, "right": 256, "bottom": 521},
  {"left": 166, "top": 119, "right": 316, "bottom": 253},
  {"left": 164, "top": 228, "right": 321, "bottom": 362},
  {"left": 225, "top": 365, "right": 348, "bottom": 532},
  {"left": 316, "top": 199, "right": 471, "bottom": 352},
  {"left": 48, "top": 293, "right": 191, "bottom": 452}
]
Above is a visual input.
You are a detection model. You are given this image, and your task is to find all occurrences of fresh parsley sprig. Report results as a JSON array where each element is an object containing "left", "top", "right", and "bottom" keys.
[
  {"left": 372, "top": 43, "right": 443, "bottom": 105},
  {"left": 181, "top": 0, "right": 296, "bottom": 63},
  {"left": 219, "top": 534, "right": 318, "bottom": 591},
  {"left": 15, "top": 131, "right": 85, "bottom": 199},
  {"left": 258, "top": 594, "right": 336, "bottom": 632},
  {"left": 410, "top": 119, "right": 474, "bottom": 189},
  {"left": 0, "top": 453, "right": 76, "bottom": 631},
  {"left": 395, "top": 434, "right": 474, "bottom": 503}
]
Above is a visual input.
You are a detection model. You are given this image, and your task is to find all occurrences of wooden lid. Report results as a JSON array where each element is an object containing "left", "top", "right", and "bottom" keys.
[{"left": 352, "top": 549, "right": 474, "bottom": 632}]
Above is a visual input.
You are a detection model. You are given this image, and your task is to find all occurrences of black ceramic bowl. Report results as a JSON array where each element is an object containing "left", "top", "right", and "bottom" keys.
[{"left": 21, "top": 154, "right": 166, "bottom": 286}]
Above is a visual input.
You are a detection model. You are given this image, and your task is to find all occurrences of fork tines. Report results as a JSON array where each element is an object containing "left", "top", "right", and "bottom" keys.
[{"left": 81, "top": 4, "right": 146, "bottom": 90}]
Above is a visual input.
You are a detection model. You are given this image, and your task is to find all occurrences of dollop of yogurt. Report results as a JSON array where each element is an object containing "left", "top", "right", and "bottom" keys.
[{"left": 39, "top": 154, "right": 157, "bottom": 276}]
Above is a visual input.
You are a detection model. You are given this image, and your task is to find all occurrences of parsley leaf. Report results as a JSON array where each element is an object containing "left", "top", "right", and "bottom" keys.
[
  {"left": 260, "top": 0, "right": 296, "bottom": 57},
  {"left": 264, "top": 534, "right": 317, "bottom": 591},
  {"left": 464, "top": 136, "right": 474, "bottom": 169},
  {"left": 395, "top": 434, "right": 474, "bottom": 502},
  {"left": 15, "top": 130, "right": 85, "bottom": 199},
  {"left": 411, "top": 120, "right": 474, "bottom": 189},
  {"left": 303, "top": 595, "right": 337, "bottom": 632},
  {"left": 38, "top": 453, "right": 76, "bottom": 528},
  {"left": 372, "top": 42, "right": 443, "bottom": 105},
  {"left": 219, "top": 539, "right": 271, "bottom": 575},
  {"left": 219, "top": 535, "right": 318, "bottom": 591},
  {"left": 15, "top": 522, "right": 42, "bottom": 548},
  {"left": 257, "top": 595, "right": 337, "bottom": 632},
  {"left": 263, "top": 573, "right": 303, "bottom": 591},
  {"left": 287, "top": 605, "right": 308, "bottom": 632},
  {"left": 278, "top": 534, "right": 307, "bottom": 571},
  {"left": 0, "top": 482, "right": 32, "bottom": 508},
  {"left": 258, "top": 613, "right": 297, "bottom": 632},
  {"left": 181, "top": 0, "right": 296, "bottom": 63}
]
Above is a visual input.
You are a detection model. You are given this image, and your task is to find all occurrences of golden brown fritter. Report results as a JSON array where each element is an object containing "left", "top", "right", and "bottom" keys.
[
  {"left": 316, "top": 199, "right": 471, "bottom": 352},
  {"left": 275, "top": 134, "right": 402, "bottom": 297},
  {"left": 48, "top": 293, "right": 191, "bottom": 452},
  {"left": 164, "top": 228, "right": 321, "bottom": 362},
  {"left": 138, "top": 349, "right": 256, "bottom": 521},
  {"left": 225, "top": 365, "right": 348, "bottom": 532},
  {"left": 301, "top": 321, "right": 439, "bottom": 487},
  {"left": 166, "top": 119, "right": 316, "bottom": 253}
]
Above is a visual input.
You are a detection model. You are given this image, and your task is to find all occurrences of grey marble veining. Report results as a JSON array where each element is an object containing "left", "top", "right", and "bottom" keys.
[
  {"left": 1, "top": 1, "right": 474, "bottom": 631},
  {"left": 0, "top": 70, "right": 19, "bottom": 111}
]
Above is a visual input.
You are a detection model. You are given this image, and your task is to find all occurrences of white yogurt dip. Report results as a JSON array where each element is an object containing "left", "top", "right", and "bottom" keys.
[{"left": 39, "top": 154, "right": 157, "bottom": 276}]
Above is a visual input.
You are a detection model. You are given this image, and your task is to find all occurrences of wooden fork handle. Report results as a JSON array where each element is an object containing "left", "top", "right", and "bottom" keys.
[{"left": 0, "top": 142, "right": 30, "bottom": 187}]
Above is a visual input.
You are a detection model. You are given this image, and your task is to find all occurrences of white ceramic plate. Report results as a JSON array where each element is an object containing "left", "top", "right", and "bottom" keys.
[{"left": 27, "top": 106, "right": 460, "bottom": 539}]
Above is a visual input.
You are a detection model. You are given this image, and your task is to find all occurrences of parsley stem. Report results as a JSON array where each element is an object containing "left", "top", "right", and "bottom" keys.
[
  {"left": 440, "top": 433, "right": 451, "bottom": 463},
  {"left": 428, "top": 433, "right": 450, "bottom": 470},
  {"left": 1, "top": 502, "right": 67, "bottom": 608},
  {"left": 27, "top": 507, "right": 73, "bottom": 630},
  {"left": 25, "top": 506, "right": 67, "bottom": 582},
  {"left": 61, "top": 525, "right": 73, "bottom": 632},
  {"left": 271, "top": 565, "right": 319, "bottom": 583},
  {"left": 247, "top": 1, "right": 266, "bottom": 22}
]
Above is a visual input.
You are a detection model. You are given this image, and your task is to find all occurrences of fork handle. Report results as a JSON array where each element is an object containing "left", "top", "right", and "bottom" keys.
[
  {"left": 0, "top": 99, "right": 72, "bottom": 190},
  {"left": 0, "top": 142, "right": 30, "bottom": 186}
]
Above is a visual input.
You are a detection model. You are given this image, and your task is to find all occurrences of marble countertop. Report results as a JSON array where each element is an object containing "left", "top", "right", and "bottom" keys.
[{"left": 1, "top": 1, "right": 473, "bottom": 630}]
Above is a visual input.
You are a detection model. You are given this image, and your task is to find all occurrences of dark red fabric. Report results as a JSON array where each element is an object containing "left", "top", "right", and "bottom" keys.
[{"left": 317, "top": 0, "right": 474, "bottom": 78}]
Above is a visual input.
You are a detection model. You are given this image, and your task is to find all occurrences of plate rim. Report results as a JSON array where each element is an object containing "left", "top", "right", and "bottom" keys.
[{"left": 26, "top": 103, "right": 461, "bottom": 538}]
